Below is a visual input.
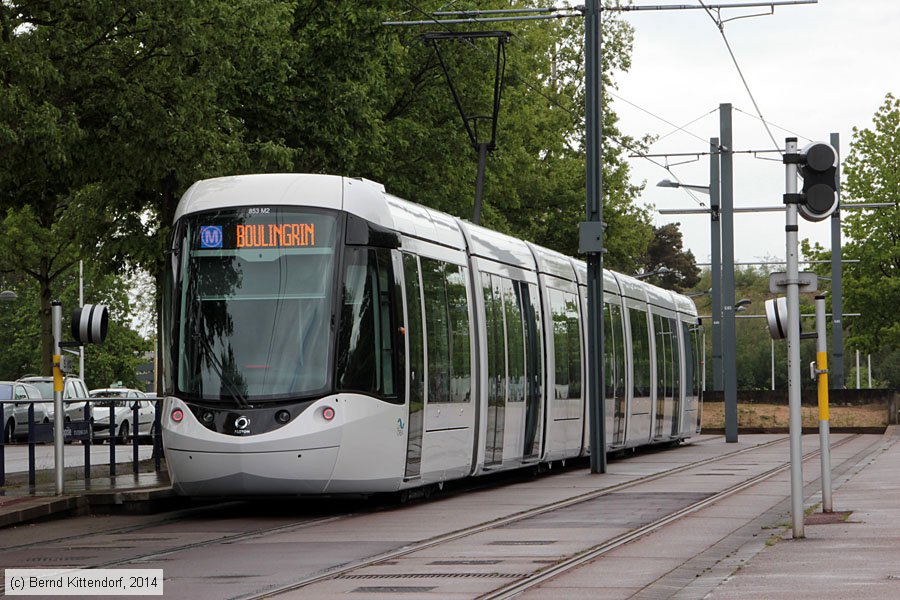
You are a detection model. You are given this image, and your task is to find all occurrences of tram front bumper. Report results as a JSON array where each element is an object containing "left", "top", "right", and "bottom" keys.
[{"left": 166, "top": 445, "right": 340, "bottom": 496}]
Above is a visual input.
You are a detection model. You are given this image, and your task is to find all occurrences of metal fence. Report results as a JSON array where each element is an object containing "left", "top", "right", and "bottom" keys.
[{"left": 0, "top": 397, "right": 164, "bottom": 488}]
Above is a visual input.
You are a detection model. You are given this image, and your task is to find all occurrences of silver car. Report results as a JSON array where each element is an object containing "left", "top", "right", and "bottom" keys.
[
  {"left": 17, "top": 375, "right": 91, "bottom": 423},
  {"left": 1, "top": 381, "right": 51, "bottom": 443},
  {"left": 89, "top": 388, "right": 156, "bottom": 444}
]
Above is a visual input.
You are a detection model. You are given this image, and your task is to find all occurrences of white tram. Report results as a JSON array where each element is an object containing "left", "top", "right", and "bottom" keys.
[{"left": 161, "top": 174, "right": 702, "bottom": 496}]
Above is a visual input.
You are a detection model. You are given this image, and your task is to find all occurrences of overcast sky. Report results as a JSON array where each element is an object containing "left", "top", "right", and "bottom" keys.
[{"left": 611, "top": 0, "right": 899, "bottom": 268}]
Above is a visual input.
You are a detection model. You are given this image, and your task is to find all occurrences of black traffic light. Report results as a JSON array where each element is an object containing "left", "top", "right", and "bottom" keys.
[
  {"left": 71, "top": 304, "right": 109, "bottom": 344},
  {"left": 798, "top": 142, "right": 839, "bottom": 222}
]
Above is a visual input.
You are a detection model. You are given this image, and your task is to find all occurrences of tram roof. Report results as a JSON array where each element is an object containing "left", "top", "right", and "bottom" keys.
[{"left": 176, "top": 174, "right": 696, "bottom": 315}]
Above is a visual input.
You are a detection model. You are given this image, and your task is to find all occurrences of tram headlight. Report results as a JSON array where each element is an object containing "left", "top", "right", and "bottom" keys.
[
  {"left": 321, "top": 406, "right": 335, "bottom": 422},
  {"left": 171, "top": 408, "right": 184, "bottom": 423},
  {"left": 201, "top": 411, "right": 215, "bottom": 424},
  {"left": 275, "top": 409, "right": 291, "bottom": 424}
]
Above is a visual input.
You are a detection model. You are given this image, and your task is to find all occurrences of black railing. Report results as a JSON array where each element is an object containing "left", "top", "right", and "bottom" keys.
[{"left": 0, "top": 397, "right": 164, "bottom": 491}]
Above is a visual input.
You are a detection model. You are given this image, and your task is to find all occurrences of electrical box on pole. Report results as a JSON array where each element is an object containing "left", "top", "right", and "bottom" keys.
[{"left": 797, "top": 142, "right": 840, "bottom": 222}]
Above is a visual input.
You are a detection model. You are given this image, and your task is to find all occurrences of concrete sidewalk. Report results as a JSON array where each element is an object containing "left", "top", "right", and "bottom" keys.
[
  {"left": 706, "top": 427, "right": 900, "bottom": 599},
  {"left": 522, "top": 428, "right": 900, "bottom": 599},
  {"left": 0, "top": 444, "right": 172, "bottom": 528}
]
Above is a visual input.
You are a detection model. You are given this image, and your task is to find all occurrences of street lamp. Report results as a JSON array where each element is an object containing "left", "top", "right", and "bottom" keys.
[
  {"left": 634, "top": 266, "right": 671, "bottom": 280},
  {"left": 0, "top": 290, "right": 17, "bottom": 302},
  {"left": 657, "top": 179, "right": 711, "bottom": 195}
]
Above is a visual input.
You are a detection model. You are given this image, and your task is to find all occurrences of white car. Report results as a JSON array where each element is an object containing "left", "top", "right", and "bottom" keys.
[
  {"left": 17, "top": 375, "right": 91, "bottom": 423},
  {"left": 1, "top": 381, "right": 52, "bottom": 443},
  {"left": 89, "top": 388, "right": 156, "bottom": 444}
]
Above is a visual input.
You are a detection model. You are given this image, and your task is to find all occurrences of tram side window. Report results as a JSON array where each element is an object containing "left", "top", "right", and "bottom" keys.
[
  {"left": 403, "top": 254, "right": 425, "bottom": 409},
  {"left": 566, "top": 296, "right": 582, "bottom": 399},
  {"left": 669, "top": 317, "right": 680, "bottom": 400},
  {"left": 604, "top": 303, "right": 622, "bottom": 399},
  {"left": 447, "top": 265, "right": 472, "bottom": 403},
  {"left": 682, "top": 322, "right": 701, "bottom": 400},
  {"left": 550, "top": 290, "right": 568, "bottom": 399},
  {"left": 504, "top": 278, "right": 525, "bottom": 403},
  {"left": 629, "top": 308, "right": 651, "bottom": 399},
  {"left": 483, "top": 274, "right": 506, "bottom": 409},
  {"left": 522, "top": 283, "right": 543, "bottom": 405},
  {"left": 422, "top": 258, "right": 471, "bottom": 403},
  {"left": 336, "top": 248, "right": 397, "bottom": 400},
  {"left": 550, "top": 289, "right": 582, "bottom": 400},
  {"left": 654, "top": 314, "right": 671, "bottom": 401}
]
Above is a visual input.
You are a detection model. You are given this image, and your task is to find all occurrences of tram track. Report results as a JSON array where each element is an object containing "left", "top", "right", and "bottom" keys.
[
  {"left": 480, "top": 434, "right": 863, "bottom": 600},
  {"left": 0, "top": 503, "right": 357, "bottom": 595},
  {"left": 0, "top": 435, "right": 818, "bottom": 599},
  {"left": 232, "top": 435, "right": 806, "bottom": 600}
]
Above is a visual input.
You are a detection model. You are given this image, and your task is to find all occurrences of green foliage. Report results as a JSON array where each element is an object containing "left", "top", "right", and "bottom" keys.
[
  {"left": 840, "top": 94, "right": 900, "bottom": 351},
  {"left": 0, "top": 0, "right": 660, "bottom": 388},
  {"left": 803, "top": 93, "right": 900, "bottom": 387},
  {"left": 637, "top": 223, "right": 700, "bottom": 291},
  {"left": 0, "top": 263, "right": 150, "bottom": 388}
]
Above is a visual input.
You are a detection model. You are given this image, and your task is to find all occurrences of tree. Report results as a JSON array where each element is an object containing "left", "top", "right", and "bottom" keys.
[
  {"left": 0, "top": 263, "right": 150, "bottom": 388},
  {"left": 375, "top": 1, "right": 653, "bottom": 270},
  {"left": 802, "top": 93, "right": 900, "bottom": 386},
  {"left": 839, "top": 94, "right": 900, "bottom": 353},
  {"left": 0, "top": 1, "right": 298, "bottom": 381},
  {"left": 638, "top": 223, "right": 701, "bottom": 291},
  {"left": 1, "top": 0, "right": 658, "bottom": 389}
]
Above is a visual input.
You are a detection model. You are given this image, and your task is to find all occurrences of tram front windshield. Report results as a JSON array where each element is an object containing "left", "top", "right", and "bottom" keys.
[{"left": 175, "top": 207, "right": 338, "bottom": 404}]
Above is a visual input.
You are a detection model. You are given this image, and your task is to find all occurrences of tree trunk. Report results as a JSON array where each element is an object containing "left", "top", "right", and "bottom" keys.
[{"left": 39, "top": 262, "right": 53, "bottom": 376}]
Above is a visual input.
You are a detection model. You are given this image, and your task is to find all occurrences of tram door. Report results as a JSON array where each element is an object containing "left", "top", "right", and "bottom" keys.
[
  {"left": 652, "top": 313, "right": 679, "bottom": 440},
  {"left": 520, "top": 283, "right": 543, "bottom": 461},
  {"left": 482, "top": 273, "right": 541, "bottom": 467},
  {"left": 604, "top": 300, "right": 627, "bottom": 448},
  {"left": 547, "top": 287, "right": 583, "bottom": 459},
  {"left": 402, "top": 254, "right": 425, "bottom": 479},
  {"left": 626, "top": 306, "right": 653, "bottom": 445},
  {"left": 482, "top": 274, "right": 506, "bottom": 466}
]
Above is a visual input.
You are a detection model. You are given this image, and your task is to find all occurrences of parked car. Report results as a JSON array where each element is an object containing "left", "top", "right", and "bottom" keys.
[
  {"left": 17, "top": 375, "right": 91, "bottom": 423},
  {"left": 89, "top": 388, "right": 156, "bottom": 444},
  {"left": 1, "top": 380, "right": 51, "bottom": 443}
]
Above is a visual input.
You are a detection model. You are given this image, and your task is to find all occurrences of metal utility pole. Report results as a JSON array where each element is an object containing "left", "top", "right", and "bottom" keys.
[
  {"left": 720, "top": 104, "right": 738, "bottom": 442},
  {"left": 52, "top": 301, "right": 64, "bottom": 495},
  {"left": 829, "top": 132, "right": 844, "bottom": 387},
  {"left": 709, "top": 138, "right": 723, "bottom": 392},
  {"left": 815, "top": 294, "right": 833, "bottom": 513},
  {"left": 79, "top": 260, "right": 85, "bottom": 380},
  {"left": 582, "top": 0, "right": 606, "bottom": 474},
  {"left": 784, "top": 137, "right": 805, "bottom": 539}
]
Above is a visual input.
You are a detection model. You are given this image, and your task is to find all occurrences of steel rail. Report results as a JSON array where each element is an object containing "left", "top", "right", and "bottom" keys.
[
  {"left": 0, "top": 508, "right": 351, "bottom": 595},
  {"left": 481, "top": 434, "right": 860, "bottom": 600},
  {"left": 0, "top": 436, "right": 799, "bottom": 598},
  {"left": 236, "top": 437, "right": 795, "bottom": 599}
]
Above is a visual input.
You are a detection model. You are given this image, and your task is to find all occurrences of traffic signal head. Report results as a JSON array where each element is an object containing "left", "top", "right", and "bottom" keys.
[
  {"left": 71, "top": 304, "right": 109, "bottom": 345},
  {"left": 798, "top": 142, "right": 839, "bottom": 222}
]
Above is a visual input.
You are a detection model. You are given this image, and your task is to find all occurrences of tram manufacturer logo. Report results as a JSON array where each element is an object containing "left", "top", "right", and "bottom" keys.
[
  {"left": 396, "top": 417, "right": 405, "bottom": 437},
  {"left": 234, "top": 416, "right": 251, "bottom": 435},
  {"left": 200, "top": 226, "right": 223, "bottom": 248}
]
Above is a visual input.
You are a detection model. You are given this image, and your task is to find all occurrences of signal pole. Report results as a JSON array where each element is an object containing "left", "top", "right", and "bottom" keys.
[
  {"left": 829, "top": 132, "right": 844, "bottom": 387},
  {"left": 783, "top": 137, "right": 805, "bottom": 539},
  {"left": 720, "top": 104, "right": 738, "bottom": 442}
]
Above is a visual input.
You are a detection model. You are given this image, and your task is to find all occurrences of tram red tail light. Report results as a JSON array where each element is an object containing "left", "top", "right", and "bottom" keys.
[
  {"left": 171, "top": 408, "right": 185, "bottom": 423},
  {"left": 322, "top": 406, "right": 335, "bottom": 421}
]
